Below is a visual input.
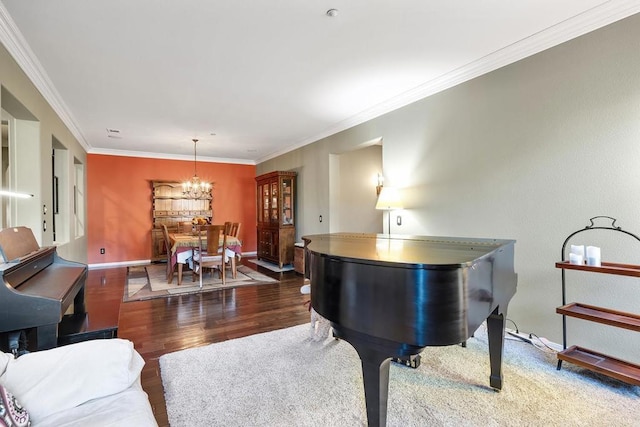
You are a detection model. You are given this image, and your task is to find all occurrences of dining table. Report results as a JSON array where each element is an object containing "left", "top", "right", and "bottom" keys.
[{"left": 168, "top": 231, "right": 242, "bottom": 285}]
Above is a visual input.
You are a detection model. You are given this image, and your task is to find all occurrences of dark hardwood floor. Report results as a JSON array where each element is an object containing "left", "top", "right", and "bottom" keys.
[{"left": 86, "top": 260, "right": 309, "bottom": 427}]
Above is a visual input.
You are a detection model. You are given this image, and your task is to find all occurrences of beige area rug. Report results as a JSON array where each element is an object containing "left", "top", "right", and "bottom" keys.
[
  {"left": 124, "top": 263, "right": 277, "bottom": 301},
  {"left": 160, "top": 323, "right": 640, "bottom": 427}
]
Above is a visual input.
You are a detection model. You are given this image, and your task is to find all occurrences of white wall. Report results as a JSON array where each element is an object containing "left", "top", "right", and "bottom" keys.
[
  {"left": 12, "top": 118, "right": 41, "bottom": 238},
  {"left": 258, "top": 13, "right": 640, "bottom": 363},
  {"left": 330, "top": 144, "right": 382, "bottom": 234},
  {"left": 0, "top": 43, "right": 88, "bottom": 263}
]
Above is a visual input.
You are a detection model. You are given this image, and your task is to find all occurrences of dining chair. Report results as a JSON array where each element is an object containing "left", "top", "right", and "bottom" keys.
[
  {"left": 178, "top": 221, "right": 193, "bottom": 233},
  {"left": 229, "top": 222, "right": 242, "bottom": 273},
  {"left": 221, "top": 222, "right": 240, "bottom": 278},
  {"left": 192, "top": 224, "right": 228, "bottom": 288},
  {"left": 161, "top": 224, "right": 179, "bottom": 283},
  {"left": 162, "top": 224, "right": 191, "bottom": 285},
  {"left": 229, "top": 222, "right": 241, "bottom": 238}
]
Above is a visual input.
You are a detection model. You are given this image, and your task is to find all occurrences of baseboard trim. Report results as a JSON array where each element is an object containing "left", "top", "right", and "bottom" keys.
[
  {"left": 88, "top": 251, "right": 257, "bottom": 270},
  {"left": 88, "top": 259, "right": 150, "bottom": 269}
]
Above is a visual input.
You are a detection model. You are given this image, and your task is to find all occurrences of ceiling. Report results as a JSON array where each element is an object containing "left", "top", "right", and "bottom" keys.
[{"left": 1, "top": 1, "right": 638, "bottom": 165}]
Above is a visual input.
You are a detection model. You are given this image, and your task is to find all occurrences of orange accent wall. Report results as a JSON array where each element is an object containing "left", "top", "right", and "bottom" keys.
[{"left": 87, "top": 154, "right": 256, "bottom": 264}]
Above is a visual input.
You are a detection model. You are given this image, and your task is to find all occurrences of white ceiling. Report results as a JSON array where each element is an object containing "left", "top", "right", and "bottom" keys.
[{"left": 1, "top": 1, "right": 639, "bottom": 165}]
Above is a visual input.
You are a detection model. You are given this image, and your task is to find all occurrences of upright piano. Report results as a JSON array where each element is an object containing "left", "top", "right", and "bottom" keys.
[
  {"left": 303, "top": 233, "right": 517, "bottom": 427},
  {"left": 0, "top": 226, "right": 88, "bottom": 351}
]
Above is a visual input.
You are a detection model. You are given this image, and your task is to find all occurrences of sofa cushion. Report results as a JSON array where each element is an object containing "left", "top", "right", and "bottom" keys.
[
  {"left": 0, "top": 383, "right": 30, "bottom": 426},
  {"left": 0, "top": 339, "right": 144, "bottom": 423},
  {"left": 35, "top": 382, "right": 157, "bottom": 427},
  {"left": 0, "top": 352, "right": 11, "bottom": 377}
]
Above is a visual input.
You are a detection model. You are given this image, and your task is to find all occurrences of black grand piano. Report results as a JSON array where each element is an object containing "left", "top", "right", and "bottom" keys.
[
  {"left": 303, "top": 233, "right": 517, "bottom": 427},
  {"left": 0, "top": 226, "right": 88, "bottom": 351}
]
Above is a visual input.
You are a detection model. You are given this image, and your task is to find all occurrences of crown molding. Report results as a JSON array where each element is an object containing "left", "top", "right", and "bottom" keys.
[
  {"left": 0, "top": 2, "right": 90, "bottom": 152},
  {"left": 2, "top": 1, "right": 639, "bottom": 165},
  {"left": 259, "top": 1, "right": 640, "bottom": 164},
  {"left": 88, "top": 147, "right": 256, "bottom": 165}
]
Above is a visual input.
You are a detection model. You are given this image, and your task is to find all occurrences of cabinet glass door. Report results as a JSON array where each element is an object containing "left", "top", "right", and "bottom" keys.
[
  {"left": 257, "top": 184, "right": 263, "bottom": 222},
  {"left": 262, "top": 184, "right": 269, "bottom": 223},
  {"left": 281, "top": 177, "right": 294, "bottom": 226},
  {"left": 270, "top": 181, "right": 279, "bottom": 222}
]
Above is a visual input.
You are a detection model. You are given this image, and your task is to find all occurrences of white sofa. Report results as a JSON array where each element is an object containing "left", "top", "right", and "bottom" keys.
[{"left": 0, "top": 338, "right": 157, "bottom": 426}]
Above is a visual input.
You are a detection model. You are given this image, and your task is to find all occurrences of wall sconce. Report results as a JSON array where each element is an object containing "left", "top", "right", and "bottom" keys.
[{"left": 376, "top": 173, "right": 384, "bottom": 196}]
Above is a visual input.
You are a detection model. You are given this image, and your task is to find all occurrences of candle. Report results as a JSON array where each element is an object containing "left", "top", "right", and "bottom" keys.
[
  {"left": 586, "top": 246, "right": 601, "bottom": 267},
  {"left": 569, "top": 253, "right": 584, "bottom": 265},
  {"left": 570, "top": 244, "right": 585, "bottom": 258}
]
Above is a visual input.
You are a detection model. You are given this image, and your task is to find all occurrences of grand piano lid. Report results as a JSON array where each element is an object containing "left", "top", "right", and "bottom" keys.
[{"left": 302, "top": 232, "right": 515, "bottom": 268}]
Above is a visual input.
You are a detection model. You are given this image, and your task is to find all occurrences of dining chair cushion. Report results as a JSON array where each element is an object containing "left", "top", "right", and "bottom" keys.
[{"left": 191, "top": 249, "right": 229, "bottom": 263}]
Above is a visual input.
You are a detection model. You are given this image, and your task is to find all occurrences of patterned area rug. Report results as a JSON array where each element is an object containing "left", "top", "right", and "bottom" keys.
[
  {"left": 124, "top": 263, "right": 278, "bottom": 302},
  {"left": 247, "top": 258, "right": 295, "bottom": 272}
]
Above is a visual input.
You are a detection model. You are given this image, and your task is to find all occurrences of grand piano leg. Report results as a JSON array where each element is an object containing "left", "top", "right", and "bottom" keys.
[
  {"left": 359, "top": 352, "right": 391, "bottom": 427},
  {"left": 333, "top": 326, "right": 405, "bottom": 427},
  {"left": 486, "top": 306, "right": 506, "bottom": 390}
]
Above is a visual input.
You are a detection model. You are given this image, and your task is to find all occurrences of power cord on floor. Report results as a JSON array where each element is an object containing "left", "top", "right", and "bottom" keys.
[
  {"left": 504, "top": 318, "right": 560, "bottom": 354},
  {"left": 506, "top": 330, "right": 533, "bottom": 345},
  {"left": 471, "top": 320, "right": 562, "bottom": 355},
  {"left": 506, "top": 318, "right": 521, "bottom": 334},
  {"left": 528, "top": 332, "right": 562, "bottom": 353}
]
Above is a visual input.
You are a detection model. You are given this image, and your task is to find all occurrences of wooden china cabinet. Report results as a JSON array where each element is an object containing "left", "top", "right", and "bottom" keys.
[
  {"left": 151, "top": 181, "right": 213, "bottom": 261},
  {"left": 255, "top": 171, "right": 297, "bottom": 268}
]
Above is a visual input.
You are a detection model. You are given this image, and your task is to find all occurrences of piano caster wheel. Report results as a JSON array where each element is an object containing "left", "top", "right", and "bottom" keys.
[{"left": 392, "top": 354, "right": 421, "bottom": 369}]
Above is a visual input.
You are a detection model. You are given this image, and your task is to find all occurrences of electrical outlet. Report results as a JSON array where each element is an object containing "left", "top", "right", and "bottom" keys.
[{"left": 100, "top": 248, "right": 105, "bottom": 254}]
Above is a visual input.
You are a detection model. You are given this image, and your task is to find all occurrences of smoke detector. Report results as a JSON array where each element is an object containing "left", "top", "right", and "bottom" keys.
[{"left": 106, "top": 128, "right": 122, "bottom": 139}]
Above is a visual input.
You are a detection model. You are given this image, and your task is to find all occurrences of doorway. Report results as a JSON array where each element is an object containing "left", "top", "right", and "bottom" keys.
[{"left": 329, "top": 138, "right": 383, "bottom": 233}]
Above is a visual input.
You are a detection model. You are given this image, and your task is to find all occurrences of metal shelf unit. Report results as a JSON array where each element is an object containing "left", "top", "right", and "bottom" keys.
[{"left": 556, "top": 216, "right": 640, "bottom": 385}]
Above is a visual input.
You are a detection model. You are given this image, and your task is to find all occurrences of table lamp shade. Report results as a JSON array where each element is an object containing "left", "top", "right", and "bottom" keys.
[{"left": 375, "top": 187, "right": 403, "bottom": 210}]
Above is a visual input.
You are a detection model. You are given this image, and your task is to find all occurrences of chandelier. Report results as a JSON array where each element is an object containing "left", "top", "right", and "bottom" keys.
[{"left": 182, "top": 138, "right": 210, "bottom": 199}]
